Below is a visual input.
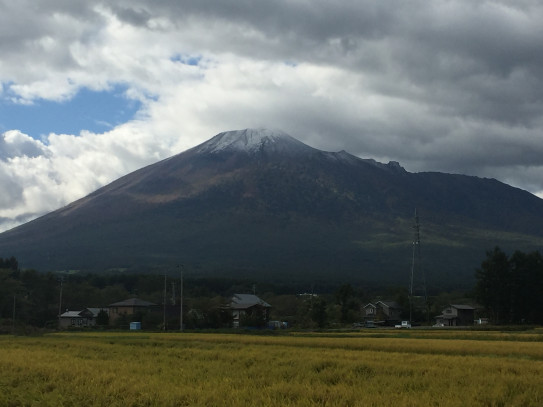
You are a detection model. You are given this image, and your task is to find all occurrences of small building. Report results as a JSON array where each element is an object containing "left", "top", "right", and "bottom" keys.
[
  {"left": 130, "top": 322, "right": 142, "bottom": 330},
  {"left": 108, "top": 298, "right": 157, "bottom": 324},
  {"left": 227, "top": 294, "right": 271, "bottom": 328},
  {"left": 363, "top": 300, "right": 402, "bottom": 324},
  {"left": 59, "top": 308, "right": 107, "bottom": 328},
  {"left": 435, "top": 304, "right": 476, "bottom": 326}
]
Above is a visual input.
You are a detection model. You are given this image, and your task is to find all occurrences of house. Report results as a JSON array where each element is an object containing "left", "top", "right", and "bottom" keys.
[
  {"left": 363, "top": 300, "right": 402, "bottom": 324},
  {"left": 363, "top": 303, "right": 378, "bottom": 320},
  {"left": 434, "top": 304, "right": 476, "bottom": 326},
  {"left": 59, "top": 308, "right": 107, "bottom": 328},
  {"left": 227, "top": 294, "right": 271, "bottom": 328},
  {"left": 108, "top": 298, "right": 157, "bottom": 324}
]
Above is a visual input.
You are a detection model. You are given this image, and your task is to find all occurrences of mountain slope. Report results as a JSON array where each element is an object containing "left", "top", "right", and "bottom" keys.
[{"left": 1, "top": 128, "right": 543, "bottom": 288}]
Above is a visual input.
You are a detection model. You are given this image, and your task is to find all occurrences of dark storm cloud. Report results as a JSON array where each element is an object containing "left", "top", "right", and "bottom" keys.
[{"left": 105, "top": 0, "right": 543, "bottom": 131}]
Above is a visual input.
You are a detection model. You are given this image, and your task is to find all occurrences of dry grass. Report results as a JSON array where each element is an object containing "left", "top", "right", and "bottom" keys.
[{"left": 1, "top": 330, "right": 543, "bottom": 406}]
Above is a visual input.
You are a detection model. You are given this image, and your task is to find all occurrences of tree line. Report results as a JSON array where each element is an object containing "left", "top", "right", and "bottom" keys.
[
  {"left": 474, "top": 247, "right": 543, "bottom": 324},
  {"left": 0, "top": 260, "right": 418, "bottom": 331},
  {"left": 5, "top": 246, "right": 542, "bottom": 332}
]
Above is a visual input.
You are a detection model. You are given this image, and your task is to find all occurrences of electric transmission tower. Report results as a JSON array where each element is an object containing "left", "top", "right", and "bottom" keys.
[{"left": 409, "top": 209, "right": 428, "bottom": 324}]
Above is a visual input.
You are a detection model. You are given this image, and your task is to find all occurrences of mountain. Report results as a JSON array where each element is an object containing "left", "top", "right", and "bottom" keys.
[{"left": 1, "top": 128, "right": 543, "bottom": 289}]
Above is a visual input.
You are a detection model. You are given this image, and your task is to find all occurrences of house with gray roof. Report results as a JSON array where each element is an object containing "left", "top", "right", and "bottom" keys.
[
  {"left": 59, "top": 308, "right": 107, "bottom": 329},
  {"left": 227, "top": 294, "right": 271, "bottom": 328},
  {"left": 435, "top": 304, "right": 476, "bottom": 326},
  {"left": 363, "top": 300, "right": 402, "bottom": 324},
  {"left": 108, "top": 298, "right": 157, "bottom": 324}
]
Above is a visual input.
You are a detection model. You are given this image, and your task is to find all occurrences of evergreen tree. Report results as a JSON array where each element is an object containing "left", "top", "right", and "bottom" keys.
[
  {"left": 475, "top": 247, "right": 543, "bottom": 324},
  {"left": 474, "top": 247, "right": 511, "bottom": 324},
  {"left": 334, "top": 284, "right": 359, "bottom": 323},
  {"left": 96, "top": 309, "right": 109, "bottom": 326},
  {"left": 310, "top": 297, "right": 328, "bottom": 328}
]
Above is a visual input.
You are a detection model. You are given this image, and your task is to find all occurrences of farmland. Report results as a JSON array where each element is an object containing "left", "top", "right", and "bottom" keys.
[{"left": 1, "top": 330, "right": 543, "bottom": 406}]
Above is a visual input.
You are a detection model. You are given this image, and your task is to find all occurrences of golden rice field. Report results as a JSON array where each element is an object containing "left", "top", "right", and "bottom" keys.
[{"left": 2, "top": 329, "right": 543, "bottom": 406}]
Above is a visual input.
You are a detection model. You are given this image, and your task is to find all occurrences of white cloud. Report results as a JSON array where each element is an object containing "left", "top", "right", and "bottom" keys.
[
  {"left": 0, "top": 131, "right": 47, "bottom": 159},
  {"left": 1, "top": 0, "right": 543, "bottom": 231},
  {"left": 0, "top": 124, "right": 180, "bottom": 230}
]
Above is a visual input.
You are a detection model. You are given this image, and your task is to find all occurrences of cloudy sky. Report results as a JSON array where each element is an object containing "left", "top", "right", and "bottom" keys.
[{"left": 1, "top": 0, "right": 543, "bottom": 232}]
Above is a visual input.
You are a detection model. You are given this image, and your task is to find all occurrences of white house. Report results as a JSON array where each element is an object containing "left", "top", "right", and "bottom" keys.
[{"left": 59, "top": 308, "right": 107, "bottom": 328}]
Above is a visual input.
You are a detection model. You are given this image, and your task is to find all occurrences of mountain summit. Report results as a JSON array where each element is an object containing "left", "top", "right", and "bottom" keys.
[
  {"left": 193, "top": 128, "right": 314, "bottom": 156},
  {"left": 1, "top": 128, "right": 543, "bottom": 287}
]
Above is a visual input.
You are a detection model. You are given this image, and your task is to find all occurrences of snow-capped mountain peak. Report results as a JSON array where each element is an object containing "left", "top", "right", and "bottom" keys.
[{"left": 195, "top": 128, "right": 316, "bottom": 156}]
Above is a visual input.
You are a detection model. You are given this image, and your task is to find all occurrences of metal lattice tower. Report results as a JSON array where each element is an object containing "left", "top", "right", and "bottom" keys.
[{"left": 409, "top": 209, "right": 428, "bottom": 324}]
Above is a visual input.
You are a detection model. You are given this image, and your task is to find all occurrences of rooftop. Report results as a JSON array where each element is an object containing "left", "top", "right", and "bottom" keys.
[
  {"left": 109, "top": 298, "right": 157, "bottom": 307},
  {"left": 230, "top": 294, "right": 271, "bottom": 309},
  {"left": 450, "top": 304, "right": 476, "bottom": 310}
]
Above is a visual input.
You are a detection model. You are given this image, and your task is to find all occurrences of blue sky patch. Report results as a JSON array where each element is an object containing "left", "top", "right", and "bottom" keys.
[
  {"left": 0, "top": 86, "right": 142, "bottom": 140},
  {"left": 170, "top": 54, "right": 202, "bottom": 66}
]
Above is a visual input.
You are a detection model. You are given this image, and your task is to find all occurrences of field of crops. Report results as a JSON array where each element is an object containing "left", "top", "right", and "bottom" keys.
[{"left": 2, "top": 329, "right": 543, "bottom": 406}]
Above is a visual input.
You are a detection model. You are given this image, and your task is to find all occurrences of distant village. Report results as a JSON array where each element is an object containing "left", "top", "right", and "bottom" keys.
[{"left": 58, "top": 294, "right": 482, "bottom": 332}]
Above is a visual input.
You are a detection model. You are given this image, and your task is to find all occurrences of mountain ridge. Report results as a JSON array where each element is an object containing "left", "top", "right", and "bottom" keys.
[{"left": 1, "top": 128, "right": 542, "bottom": 289}]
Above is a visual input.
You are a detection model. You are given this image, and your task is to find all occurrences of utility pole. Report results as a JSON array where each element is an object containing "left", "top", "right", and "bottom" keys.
[
  {"left": 58, "top": 276, "right": 64, "bottom": 329},
  {"left": 163, "top": 273, "right": 167, "bottom": 331},
  {"left": 409, "top": 240, "right": 415, "bottom": 325},
  {"left": 179, "top": 265, "right": 184, "bottom": 332},
  {"left": 12, "top": 295, "right": 16, "bottom": 334}
]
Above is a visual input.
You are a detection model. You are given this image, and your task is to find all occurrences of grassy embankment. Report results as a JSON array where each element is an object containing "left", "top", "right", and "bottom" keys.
[{"left": 1, "top": 329, "right": 543, "bottom": 406}]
